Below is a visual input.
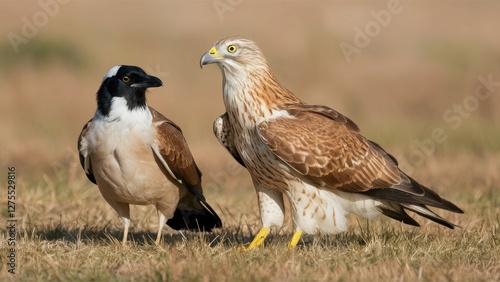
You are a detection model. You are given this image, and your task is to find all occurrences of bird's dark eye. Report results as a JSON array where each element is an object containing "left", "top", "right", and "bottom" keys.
[
  {"left": 227, "top": 45, "right": 237, "bottom": 53},
  {"left": 122, "top": 76, "right": 130, "bottom": 83}
]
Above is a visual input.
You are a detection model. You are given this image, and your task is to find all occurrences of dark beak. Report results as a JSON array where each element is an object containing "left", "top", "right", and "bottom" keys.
[{"left": 131, "top": 75, "right": 163, "bottom": 88}]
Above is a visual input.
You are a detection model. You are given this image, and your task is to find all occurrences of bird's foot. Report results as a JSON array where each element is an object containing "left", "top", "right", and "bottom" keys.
[
  {"left": 242, "top": 226, "right": 270, "bottom": 252},
  {"left": 287, "top": 230, "right": 303, "bottom": 250}
]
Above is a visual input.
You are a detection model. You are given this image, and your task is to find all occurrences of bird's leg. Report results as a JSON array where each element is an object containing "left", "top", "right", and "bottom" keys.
[
  {"left": 245, "top": 226, "right": 270, "bottom": 251},
  {"left": 155, "top": 211, "right": 166, "bottom": 245},
  {"left": 243, "top": 186, "right": 285, "bottom": 251},
  {"left": 108, "top": 201, "right": 131, "bottom": 246},
  {"left": 121, "top": 217, "right": 130, "bottom": 246},
  {"left": 287, "top": 229, "right": 303, "bottom": 250}
]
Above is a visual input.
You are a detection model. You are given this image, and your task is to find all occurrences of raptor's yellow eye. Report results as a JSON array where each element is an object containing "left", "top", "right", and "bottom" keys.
[{"left": 227, "top": 45, "right": 237, "bottom": 53}]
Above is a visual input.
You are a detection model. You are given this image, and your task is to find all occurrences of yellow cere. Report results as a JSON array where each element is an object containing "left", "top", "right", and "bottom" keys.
[{"left": 209, "top": 47, "right": 218, "bottom": 55}]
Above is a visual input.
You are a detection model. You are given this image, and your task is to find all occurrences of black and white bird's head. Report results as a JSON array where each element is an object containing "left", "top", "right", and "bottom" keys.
[{"left": 95, "top": 65, "right": 163, "bottom": 118}]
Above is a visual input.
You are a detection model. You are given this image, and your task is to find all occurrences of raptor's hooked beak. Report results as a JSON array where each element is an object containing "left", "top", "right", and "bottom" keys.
[
  {"left": 131, "top": 75, "right": 163, "bottom": 89},
  {"left": 200, "top": 47, "right": 222, "bottom": 68}
]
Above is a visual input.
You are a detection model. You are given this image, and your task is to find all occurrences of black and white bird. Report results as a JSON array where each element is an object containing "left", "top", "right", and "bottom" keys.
[{"left": 78, "top": 65, "right": 222, "bottom": 245}]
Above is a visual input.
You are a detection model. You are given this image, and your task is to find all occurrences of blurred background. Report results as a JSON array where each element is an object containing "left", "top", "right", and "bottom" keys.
[{"left": 1, "top": 1, "right": 499, "bottom": 228}]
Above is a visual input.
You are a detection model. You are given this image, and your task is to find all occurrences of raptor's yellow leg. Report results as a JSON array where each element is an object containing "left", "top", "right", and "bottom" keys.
[
  {"left": 245, "top": 227, "right": 270, "bottom": 251},
  {"left": 287, "top": 230, "right": 303, "bottom": 250}
]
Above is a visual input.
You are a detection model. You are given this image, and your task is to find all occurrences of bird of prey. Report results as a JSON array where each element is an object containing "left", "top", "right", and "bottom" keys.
[
  {"left": 78, "top": 65, "right": 222, "bottom": 245},
  {"left": 200, "top": 36, "right": 463, "bottom": 251}
]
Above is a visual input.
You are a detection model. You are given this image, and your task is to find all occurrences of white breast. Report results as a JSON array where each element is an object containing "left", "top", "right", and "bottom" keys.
[
  {"left": 85, "top": 97, "right": 160, "bottom": 203},
  {"left": 88, "top": 98, "right": 154, "bottom": 154}
]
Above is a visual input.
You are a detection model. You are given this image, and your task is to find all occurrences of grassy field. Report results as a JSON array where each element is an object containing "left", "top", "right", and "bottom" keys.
[
  {"left": 1, "top": 1, "right": 500, "bottom": 281},
  {"left": 2, "top": 154, "right": 499, "bottom": 281}
]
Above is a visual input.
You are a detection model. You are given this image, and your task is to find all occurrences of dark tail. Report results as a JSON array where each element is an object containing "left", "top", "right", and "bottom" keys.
[
  {"left": 364, "top": 174, "right": 463, "bottom": 229},
  {"left": 376, "top": 201, "right": 461, "bottom": 229},
  {"left": 166, "top": 193, "right": 222, "bottom": 231}
]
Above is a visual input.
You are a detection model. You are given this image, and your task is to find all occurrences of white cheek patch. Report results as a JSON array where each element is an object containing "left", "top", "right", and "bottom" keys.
[{"left": 102, "top": 65, "right": 122, "bottom": 82}]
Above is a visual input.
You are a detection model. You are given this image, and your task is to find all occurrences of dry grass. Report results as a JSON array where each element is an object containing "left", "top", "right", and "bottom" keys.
[
  {"left": 0, "top": 154, "right": 499, "bottom": 281},
  {"left": 1, "top": 1, "right": 500, "bottom": 281}
]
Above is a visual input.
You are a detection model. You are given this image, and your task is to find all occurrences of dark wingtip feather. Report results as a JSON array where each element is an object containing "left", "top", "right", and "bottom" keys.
[
  {"left": 364, "top": 174, "right": 464, "bottom": 215},
  {"left": 377, "top": 205, "right": 420, "bottom": 227},
  {"left": 420, "top": 185, "right": 464, "bottom": 214},
  {"left": 402, "top": 204, "right": 461, "bottom": 229},
  {"left": 86, "top": 171, "right": 97, "bottom": 185},
  {"left": 365, "top": 172, "right": 463, "bottom": 229},
  {"left": 166, "top": 200, "right": 222, "bottom": 231}
]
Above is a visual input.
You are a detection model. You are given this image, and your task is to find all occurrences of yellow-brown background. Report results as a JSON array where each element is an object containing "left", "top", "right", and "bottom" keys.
[{"left": 1, "top": 1, "right": 499, "bottom": 280}]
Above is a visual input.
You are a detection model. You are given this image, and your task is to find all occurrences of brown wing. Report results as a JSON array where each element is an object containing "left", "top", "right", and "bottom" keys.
[
  {"left": 257, "top": 104, "right": 463, "bottom": 228},
  {"left": 150, "top": 107, "right": 223, "bottom": 230},
  {"left": 257, "top": 104, "right": 409, "bottom": 193},
  {"left": 150, "top": 107, "right": 203, "bottom": 194},
  {"left": 213, "top": 112, "right": 246, "bottom": 167},
  {"left": 77, "top": 119, "right": 96, "bottom": 184}
]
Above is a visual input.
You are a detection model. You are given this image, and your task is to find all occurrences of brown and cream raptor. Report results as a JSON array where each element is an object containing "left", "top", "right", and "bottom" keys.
[{"left": 200, "top": 36, "right": 463, "bottom": 250}]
